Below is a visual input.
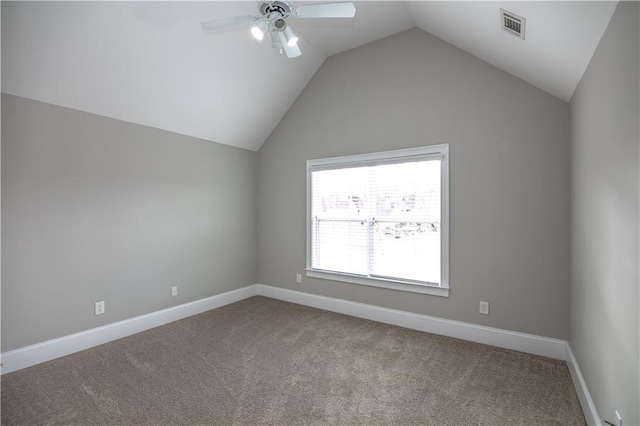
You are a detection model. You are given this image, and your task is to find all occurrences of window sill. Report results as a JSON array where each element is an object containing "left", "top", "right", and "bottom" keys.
[{"left": 305, "top": 269, "right": 449, "bottom": 297}]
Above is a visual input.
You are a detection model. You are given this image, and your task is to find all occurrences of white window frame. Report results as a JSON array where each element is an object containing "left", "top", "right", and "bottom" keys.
[{"left": 306, "top": 144, "right": 449, "bottom": 297}]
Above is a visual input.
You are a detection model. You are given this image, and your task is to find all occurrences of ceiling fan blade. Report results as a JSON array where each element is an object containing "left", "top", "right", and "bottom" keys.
[
  {"left": 277, "top": 31, "right": 302, "bottom": 58},
  {"left": 295, "top": 2, "right": 356, "bottom": 18},
  {"left": 201, "top": 15, "right": 256, "bottom": 32}
]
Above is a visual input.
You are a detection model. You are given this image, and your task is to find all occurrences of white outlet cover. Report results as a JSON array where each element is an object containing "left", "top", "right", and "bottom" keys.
[
  {"left": 171, "top": 286, "right": 178, "bottom": 296},
  {"left": 94, "top": 301, "right": 105, "bottom": 315},
  {"left": 296, "top": 274, "right": 302, "bottom": 283},
  {"left": 479, "top": 301, "right": 489, "bottom": 315}
]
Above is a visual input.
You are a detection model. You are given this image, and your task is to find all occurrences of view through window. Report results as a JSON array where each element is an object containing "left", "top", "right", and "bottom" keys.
[{"left": 306, "top": 145, "right": 449, "bottom": 296}]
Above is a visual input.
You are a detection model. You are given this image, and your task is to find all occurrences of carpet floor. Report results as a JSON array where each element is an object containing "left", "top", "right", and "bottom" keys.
[{"left": 1, "top": 296, "right": 585, "bottom": 425}]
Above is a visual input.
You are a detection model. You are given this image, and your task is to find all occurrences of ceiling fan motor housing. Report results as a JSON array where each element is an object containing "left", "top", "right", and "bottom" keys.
[
  {"left": 259, "top": 1, "right": 291, "bottom": 31},
  {"left": 259, "top": 1, "right": 292, "bottom": 18}
]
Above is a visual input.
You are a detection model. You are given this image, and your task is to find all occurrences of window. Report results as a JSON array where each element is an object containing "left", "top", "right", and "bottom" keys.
[{"left": 306, "top": 144, "right": 449, "bottom": 297}]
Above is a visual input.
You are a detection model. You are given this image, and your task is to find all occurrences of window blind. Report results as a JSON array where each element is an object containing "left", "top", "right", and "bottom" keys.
[{"left": 310, "top": 158, "right": 442, "bottom": 286}]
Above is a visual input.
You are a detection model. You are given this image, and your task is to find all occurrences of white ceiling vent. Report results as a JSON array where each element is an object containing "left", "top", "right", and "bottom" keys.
[{"left": 500, "top": 9, "right": 526, "bottom": 40}]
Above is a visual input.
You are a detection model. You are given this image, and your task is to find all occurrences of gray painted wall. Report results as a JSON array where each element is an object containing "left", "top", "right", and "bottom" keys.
[
  {"left": 257, "top": 28, "right": 571, "bottom": 339},
  {"left": 569, "top": 2, "right": 640, "bottom": 425},
  {"left": 1, "top": 94, "right": 258, "bottom": 351}
]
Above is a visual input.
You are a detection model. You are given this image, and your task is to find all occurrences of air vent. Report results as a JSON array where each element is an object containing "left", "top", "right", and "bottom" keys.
[{"left": 500, "top": 9, "right": 526, "bottom": 40}]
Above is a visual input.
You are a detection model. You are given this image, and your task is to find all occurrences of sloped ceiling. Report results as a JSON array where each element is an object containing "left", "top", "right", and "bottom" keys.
[{"left": 1, "top": 1, "right": 617, "bottom": 151}]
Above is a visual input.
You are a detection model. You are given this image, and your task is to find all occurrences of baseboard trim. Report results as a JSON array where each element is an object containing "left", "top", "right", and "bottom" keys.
[
  {"left": 2, "top": 282, "right": 596, "bottom": 423},
  {"left": 1, "top": 283, "right": 567, "bottom": 366},
  {"left": 565, "top": 344, "right": 601, "bottom": 425},
  {"left": 1, "top": 285, "right": 259, "bottom": 374},
  {"left": 255, "top": 284, "right": 567, "bottom": 360}
]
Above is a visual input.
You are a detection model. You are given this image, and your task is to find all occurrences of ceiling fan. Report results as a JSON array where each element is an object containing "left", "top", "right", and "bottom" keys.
[{"left": 201, "top": 1, "right": 356, "bottom": 59}]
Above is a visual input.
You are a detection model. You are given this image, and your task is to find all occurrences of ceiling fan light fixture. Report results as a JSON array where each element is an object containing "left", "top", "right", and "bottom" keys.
[
  {"left": 283, "top": 26, "right": 298, "bottom": 47},
  {"left": 277, "top": 30, "right": 301, "bottom": 58},
  {"left": 271, "top": 34, "right": 282, "bottom": 48},
  {"left": 250, "top": 20, "right": 268, "bottom": 40},
  {"left": 272, "top": 16, "right": 287, "bottom": 31}
]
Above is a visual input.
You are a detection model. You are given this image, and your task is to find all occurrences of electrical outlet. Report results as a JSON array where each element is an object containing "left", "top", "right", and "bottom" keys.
[
  {"left": 296, "top": 274, "right": 302, "bottom": 283},
  {"left": 615, "top": 410, "right": 622, "bottom": 426},
  {"left": 94, "top": 301, "right": 105, "bottom": 316},
  {"left": 479, "top": 301, "right": 489, "bottom": 315},
  {"left": 171, "top": 286, "right": 178, "bottom": 297}
]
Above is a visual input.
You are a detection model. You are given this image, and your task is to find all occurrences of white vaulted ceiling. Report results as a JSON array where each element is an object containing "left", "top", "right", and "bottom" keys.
[{"left": 1, "top": 1, "right": 617, "bottom": 151}]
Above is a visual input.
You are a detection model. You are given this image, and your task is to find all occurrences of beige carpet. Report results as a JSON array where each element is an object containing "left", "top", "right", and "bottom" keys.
[{"left": 1, "top": 296, "right": 584, "bottom": 425}]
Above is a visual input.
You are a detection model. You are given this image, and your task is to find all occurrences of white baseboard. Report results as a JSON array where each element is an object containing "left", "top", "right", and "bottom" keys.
[
  {"left": 565, "top": 344, "right": 601, "bottom": 425},
  {"left": 255, "top": 284, "right": 567, "bottom": 360},
  {"left": 1, "top": 283, "right": 566, "bottom": 372},
  {"left": 2, "top": 282, "right": 596, "bottom": 424},
  {"left": 1, "top": 285, "right": 259, "bottom": 374}
]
